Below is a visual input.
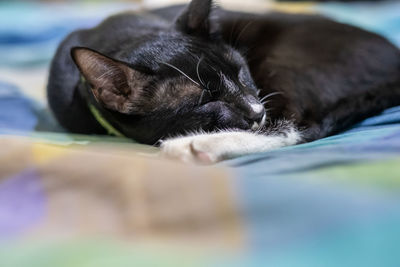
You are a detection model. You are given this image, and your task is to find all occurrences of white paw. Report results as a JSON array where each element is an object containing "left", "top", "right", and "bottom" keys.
[
  {"left": 160, "top": 135, "right": 223, "bottom": 164},
  {"left": 160, "top": 126, "right": 301, "bottom": 164}
]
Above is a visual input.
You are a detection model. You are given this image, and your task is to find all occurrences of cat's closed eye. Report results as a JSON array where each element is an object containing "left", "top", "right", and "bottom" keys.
[
  {"left": 238, "top": 67, "right": 257, "bottom": 91},
  {"left": 238, "top": 68, "right": 247, "bottom": 87}
]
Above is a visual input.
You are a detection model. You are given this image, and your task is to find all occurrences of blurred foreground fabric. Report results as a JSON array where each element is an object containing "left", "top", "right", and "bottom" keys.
[{"left": 1, "top": 1, "right": 400, "bottom": 266}]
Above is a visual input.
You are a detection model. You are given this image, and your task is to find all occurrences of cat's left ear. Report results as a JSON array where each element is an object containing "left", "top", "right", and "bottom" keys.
[
  {"left": 175, "top": 0, "right": 218, "bottom": 37},
  {"left": 71, "top": 47, "right": 149, "bottom": 114}
]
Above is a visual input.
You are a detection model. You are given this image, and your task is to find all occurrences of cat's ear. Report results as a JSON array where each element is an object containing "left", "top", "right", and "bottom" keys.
[
  {"left": 71, "top": 47, "right": 147, "bottom": 114},
  {"left": 175, "top": 0, "right": 218, "bottom": 37}
]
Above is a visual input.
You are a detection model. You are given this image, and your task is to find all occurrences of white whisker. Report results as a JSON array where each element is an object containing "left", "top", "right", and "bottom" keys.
[
  {"left": 196, "top": 55, "right": 206, "bottom": 87},
  {"left": 160, "top": 62, "right": 200, "bottom": 87},
  {"left": 259, "top": 91, "right": 283, "bottom": 102},
  {"left": 198, "top": 89, "right": 206, "bottom": 106}
]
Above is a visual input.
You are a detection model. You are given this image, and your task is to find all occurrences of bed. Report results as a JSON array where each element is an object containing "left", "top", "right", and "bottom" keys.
[{"left": 1, "top": 1, "right": 400, "bottom": 266}]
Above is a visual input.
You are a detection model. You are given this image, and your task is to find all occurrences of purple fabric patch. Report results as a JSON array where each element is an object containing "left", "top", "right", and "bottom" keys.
[{"left": 0, "top": 169, "right": 45, "bottom": 238}]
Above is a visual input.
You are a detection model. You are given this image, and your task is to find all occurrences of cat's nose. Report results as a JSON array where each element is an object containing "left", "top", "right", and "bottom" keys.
[
  {"left": 246, "top": 96, "right": 265, "bottom": 121},
  {"left": 249, "top": 103, "right": 265, "bottom": 120},
  {"left": 245, "top": 96, "right": 266, "bottom": 131}
]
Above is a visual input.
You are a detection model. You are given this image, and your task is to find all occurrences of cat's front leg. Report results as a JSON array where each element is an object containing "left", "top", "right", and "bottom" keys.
[{"left": 160, "top": 124, "right": 301, "bottom": 164}]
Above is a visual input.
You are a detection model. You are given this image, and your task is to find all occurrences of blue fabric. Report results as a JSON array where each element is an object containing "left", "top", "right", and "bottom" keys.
[
  {"left": 0, "top": 2, "right": 137, "bottom": 67},
  {"left": 316, "top": 1, "right": 400, "bottom": 47},
  {"left": 1, "top": 2, "right": 400, "bottom": 266},
  {"left": 0, "top": 82, "right": 38, "bottom": 131}
]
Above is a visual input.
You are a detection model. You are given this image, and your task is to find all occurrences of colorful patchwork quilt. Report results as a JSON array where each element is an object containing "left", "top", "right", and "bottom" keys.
[{"left": 1, "top": 1, "right": 400, "bottom": 266}]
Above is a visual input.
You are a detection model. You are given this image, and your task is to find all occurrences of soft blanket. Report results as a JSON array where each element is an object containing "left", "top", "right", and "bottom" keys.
[{"left": 1, "top": 1, "right": 400, "bottom": 266}]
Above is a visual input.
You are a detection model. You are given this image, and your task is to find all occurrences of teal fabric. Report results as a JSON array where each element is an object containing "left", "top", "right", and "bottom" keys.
[
  {"left": 316, "top": 1, "right": 400, "bottom": 47},
  {"left": 0, "top": 2, "right": 137, "bottom": 67},
  {"left": 1, "top": 1, "right": 400, "bottom": 266}
]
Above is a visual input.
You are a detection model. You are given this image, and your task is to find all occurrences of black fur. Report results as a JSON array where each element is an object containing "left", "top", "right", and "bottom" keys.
[{"left": 47, "top": 0, "right": 400, "bottom": 145}]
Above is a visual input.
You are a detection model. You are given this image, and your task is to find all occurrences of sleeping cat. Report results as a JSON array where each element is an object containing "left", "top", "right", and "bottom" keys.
[{"left": 47, "top": 0, "right": 400, "bottom": 163}]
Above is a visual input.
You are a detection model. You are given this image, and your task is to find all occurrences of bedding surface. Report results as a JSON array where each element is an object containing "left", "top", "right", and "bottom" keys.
[{"left": 1, "top": 1, "right": 400, "bottom": 266}]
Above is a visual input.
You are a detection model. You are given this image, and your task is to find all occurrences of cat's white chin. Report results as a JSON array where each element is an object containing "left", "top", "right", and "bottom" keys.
[
  {"left": 251, "top": 113, "right": 267, "bottom": 131},
  {"left": 160, "top": 123, "right": 301, "bottom": 164}
]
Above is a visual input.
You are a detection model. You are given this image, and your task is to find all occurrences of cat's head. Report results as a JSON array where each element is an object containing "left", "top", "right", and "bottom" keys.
[{"left": 72, "top": 0, "right": 265, "bottom": 144}]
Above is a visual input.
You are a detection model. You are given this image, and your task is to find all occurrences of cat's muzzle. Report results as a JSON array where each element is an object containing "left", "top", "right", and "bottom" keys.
[{"left": 251, "top": 113, "right": 267, "bottom": 131}]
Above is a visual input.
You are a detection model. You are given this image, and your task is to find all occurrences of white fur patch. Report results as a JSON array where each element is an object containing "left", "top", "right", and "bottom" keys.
[
  {"left": 160, "top": 124, "right": 301, "bottom": 164},
  {"left": 250, "top": 103, "right": 264, "bottom": 114}
]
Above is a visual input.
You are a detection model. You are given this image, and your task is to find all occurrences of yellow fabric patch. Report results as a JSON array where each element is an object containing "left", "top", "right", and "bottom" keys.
[
  {"left": 271, "top": 2, "right": 314, "bottom": 14},
  {"left": 32, "top": 143, "right": 68, "bottom": 164}
]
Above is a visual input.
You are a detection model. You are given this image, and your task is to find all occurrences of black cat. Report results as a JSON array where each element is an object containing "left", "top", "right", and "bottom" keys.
[{"left": 47, "top": 0, "right": 400, "bottom": 163}]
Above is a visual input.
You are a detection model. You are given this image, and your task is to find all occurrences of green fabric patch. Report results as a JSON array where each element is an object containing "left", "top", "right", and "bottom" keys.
[
  {"left": 0, "top": 240, "right": 208, "bottom": 267},
  {"left": 311, "top": 158, "right": 400, "bottom": 189}
]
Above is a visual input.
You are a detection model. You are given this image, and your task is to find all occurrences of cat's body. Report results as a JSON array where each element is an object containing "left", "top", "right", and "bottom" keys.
[{"left": 48, "top": 0, "right": 400, "bottom": 163}]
